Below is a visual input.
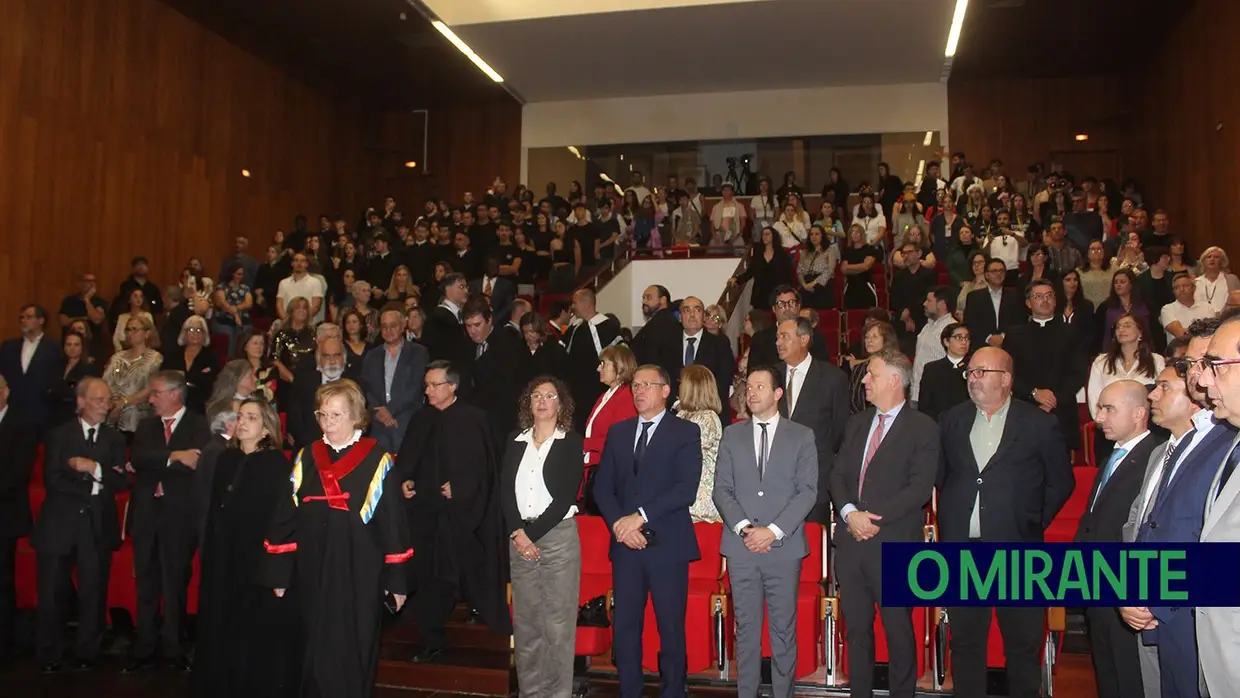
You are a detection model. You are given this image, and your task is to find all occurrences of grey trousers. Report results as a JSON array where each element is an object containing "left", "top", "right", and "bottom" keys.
[
  {"left": 729, "top": 555, "right": 802, "bottom": 698},
  {"left": 510, "top": 518, "right": 581, "bottom": 698},
  {"left": 1138, "top": 642, "right": 1160, "bottom": 698}
]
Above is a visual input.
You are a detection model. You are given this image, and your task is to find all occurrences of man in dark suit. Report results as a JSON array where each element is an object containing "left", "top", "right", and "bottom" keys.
[
  {"left": 468, "top": 254, "right": 517, "bottom": 325},
  {"left": 286, "top": 337, "right": 348, "bottom": 450},
  {"left": 593, "top": 364, "right": 702, "bottom": 698},
  {"left": 829, "top": 349, "right": 938, "bottom": 698},
  {"left": 361, "top": 307, "right": 429, "bottom": 454},
  {"left": 776, "top": 317, "right": 850, "bottom": 523},
  {"left": 0, "top": 304, "right": 60, "bottom": 432},
  {"left": 30, "top": 378, "right": 127, "bottom": 672},
  {"left": 672, "top": 296, "right": 733, "bottom": 418},
  {"left": 962, "top": 258, "right": 1028, "bottom": 349},
  {"left": 630, "top": 284, "right": 678, "bottom": 371},
  {"left": 422, "top": 272, "right": 471, "bottom": 362},
  {"left": 713, "top": 366, "right": 818, "bottom": 698},
  {"left": 916, "top": 322, "right": 971, "bottom": 421},
  {"left": 462, "top": 297, "right": 527, "bottom": 450},
  {"left": 749, "top": 287, "right": 829, "bottom": 368},
  {"left": 0, "top": 373, "right": 38, "bottom": 663},
  {"left": 125, "top": 370, "right": 212, "bottom": 672},
  {"left": 937, "top": 347, "right": 1074, "bottom": 698},
  {"left": 1075, "top": 380, "right": 1161, "bottom": 698},
  {"left": 1006, "top": 279, "right": 1088, "bottom": 452}
]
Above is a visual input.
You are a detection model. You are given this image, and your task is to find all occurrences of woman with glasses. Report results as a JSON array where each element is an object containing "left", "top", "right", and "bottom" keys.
[
  {"left": 261, "top": 380, "right": 411, "bottom": 698},
  {"left": 1086, "top": 313, "right": 1164, "bottom": 463},
  {"left": 703, "top": 305, "right": 728, "bottom": 337},
  {"left": 501, "top": 376, "right": 584, "bottom": 698},
  {"left": 161, "top": 315, "right": 221, "bottom": 413},
  {"left": 580, "top": 346, "right": 638, "bottom": 512},
  {"left": 113, "top": 288, "right": 153, "bottom": 352},
  {"left": 104, "top": 315, "right": 162, "bottom": 441},
  {"left": 194, "top": 399, "right": 298, "bottom": 697}
]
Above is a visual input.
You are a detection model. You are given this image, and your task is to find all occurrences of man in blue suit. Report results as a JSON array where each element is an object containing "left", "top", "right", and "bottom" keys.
[
  {"left": 594, "top": 364, "right": 703, "bottom": 698},
  {"left": 1121, "top": 323, "right": 1235, "bottom": 698},
  {"left": 361, "top": 307, "right": 429, "bottom": 453}
]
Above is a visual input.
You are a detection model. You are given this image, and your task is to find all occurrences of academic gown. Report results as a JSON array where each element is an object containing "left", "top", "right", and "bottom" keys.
[
  {"left": 261, "top": 438, "right": 413, "bottom": 698},
  {"left": 394, "top": 401, "right": 511, "bottom": 635},
  {"left": 563, "top": 315, "right": 622, "bottom": 433},
  {"left": 194, "top": 448, "right": 300, "bottom": 698}
]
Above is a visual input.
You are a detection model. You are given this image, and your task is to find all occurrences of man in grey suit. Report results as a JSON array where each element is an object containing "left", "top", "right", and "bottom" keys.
[
  {"left": 828, "top": 349, "right": 938, "bottom": 698},
  {"left": 713, "top": 365, "right": 818, "bottom": 698},
  {"left": 361, "top": 307, "right": 429, "bottom": 453},
  {"left": 1194, "top": 313, "right": 1240, "bottom": 698}
]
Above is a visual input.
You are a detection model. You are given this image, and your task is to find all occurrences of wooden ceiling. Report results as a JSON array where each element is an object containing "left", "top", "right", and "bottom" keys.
[
  {"left": 157, "top": 0, "right": 513, "bottom": 107},
  {"left": 951, "top": 0, "right": 1195, "bottom": 79}
]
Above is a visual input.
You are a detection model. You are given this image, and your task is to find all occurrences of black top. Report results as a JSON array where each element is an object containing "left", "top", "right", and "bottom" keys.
[
  {"left": 49, "top": 360, "right": 104, "bottom": 428},
  {"left": 570, "top": 223, "right": 598, "bottom": 266},
  {"left": 841, "top": 244, "right": 882, "bottom": 286},
  {"left": 161, "top": 347, "right": 221, "bottom": 413},
  {"left": 500, "top": 430, "right": 586, "bottom": 543}
]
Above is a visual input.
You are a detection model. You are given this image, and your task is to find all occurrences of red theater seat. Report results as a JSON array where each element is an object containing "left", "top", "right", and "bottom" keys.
[
  {"left": 31, "top": 443, "right": 45, "bottom": 486},
  {"left": 575, "top": 516, "right": 613, "bottom": 658},
  {"left": 640, "top": 522, "right": 723, "bottom": 674},
  {"left": 1045, "top": 467, "right": 1098, "bottom": 543},
  {"left": 758, "top": 522, "right": 825, "bottom": 679}
]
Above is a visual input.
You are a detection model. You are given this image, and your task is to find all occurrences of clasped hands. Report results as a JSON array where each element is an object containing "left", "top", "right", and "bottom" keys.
[
  {"left": 400, "top": 480, "right": 450, "bottom": 499},
  {"left": 740, "top": 525, "right": 776, "bottom": 553},
  {"left": 613, "top": 513, "right": 647, "bottom": 550},
  {"left": 273, "top": 587, "right": 405, "bottom": 611},
  {"left": 374, "top": 406, "right": 398, "bottom": 428},
  {"left": 1119, "top": 606, "right": 1159, "bottom": 632},
  {"left": 846, "top": 510, "right": 883, "bottom": 542},
  {"left": 511, "top": 529, "right": 540, "bottom": 561}
]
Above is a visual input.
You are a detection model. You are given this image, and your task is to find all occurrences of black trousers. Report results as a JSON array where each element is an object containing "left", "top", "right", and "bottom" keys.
[
  {"left": 133, "top": 506, "right": 196, "bottom": 660},
  {"left": 412, "top": 576, "right": 459, "bottom": 651},
  {"left": 0, "top": 537, "right": 16, "bottom": 659},
  {"left": 948, "top": 605, "right": 1043, "bottom": 698},
  {"left": 837, "top": 539, "right": 917, "bottom": 698},
  {"left": 35, "top": 521, "right": 112, "bottom": 662},
  {"left": 1086, "top": 606, "right": 1143, "bottom": 698}
]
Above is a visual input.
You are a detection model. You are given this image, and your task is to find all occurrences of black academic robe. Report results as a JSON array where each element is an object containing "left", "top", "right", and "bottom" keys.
[
  {"left": 194, "top": 448, "right": 300, "bottom": 698},
  {"left": 463, "top": 328, "right": 528, "bottom": 453},
  {"left": 1006, "top": 318, "right": 1088, "bottom": 451},
  {"left": 261, "top": 438, "right": 412, "bottom": 698},
  {"left": 563, "top": 315, "right": 622, "bottom": 433},
  {"left": 394, "top": 401, "right": 511, "bottom": 635}
]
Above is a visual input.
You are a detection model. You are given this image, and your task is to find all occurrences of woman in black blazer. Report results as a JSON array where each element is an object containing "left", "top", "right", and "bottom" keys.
[
  {"left": 161, "top": 315, "right": 221, "bottom": 413},
  {"left": 500, "top": 375, "right": 584, "bottom": 698},
  {"left": 518, "top": 312, "right": 569, "bottom": 384},
  {"left": 49, "top": 330, "right": 103, "bottom": 427}
]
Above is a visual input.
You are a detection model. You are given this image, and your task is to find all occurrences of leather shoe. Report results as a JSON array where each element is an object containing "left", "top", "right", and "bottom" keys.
[
  {"left": 40, "top": 662, "right": 62, "bottom": 674},
  {"left": 70, "top": 659, "right": 94, "bottom": 672},
  {"left": 466, "top": 608, "right": 481, "bottom": 625},
  {"left": 167, "top": 657, "right": 192, "bottom": 672},
  {"left": 121, "top": 657, "right": 157, "bottom": 674},
  {"left": 409, "top": 647, "right": 443, "bottom": 663}
]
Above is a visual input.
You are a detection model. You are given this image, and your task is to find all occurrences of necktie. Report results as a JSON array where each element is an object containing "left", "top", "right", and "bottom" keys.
[
  {"left": 483, "top": 277, "right": 493, "bottom": 296},
  {"left": 476, "top": 341, "right": 487, "bottom": 359},
  {"left": 1092, "top": 447, "right": 1129, "bottom": 510},
  {"left": 1216, "top": 444, "right": 1240, "bottom": 502},
  {"left": 633, "top": 421, "right": 653, "bottom": 474},
  {"left": 858, "top": 414, "right": 887, "bottom": 498},
  {"left": 1144, "top": 430, "right": 1196, "bottom": 524},
  {"left": 684, "top": 337, "right": 697, "bottom": 367},
  {"left": 786, "top": 368, "right": 797, "bottom": 414},
  {"left": 86, "top": 427, "right": 96, "bottom": 447},
  {"left": 157, "top": 417, "right": 175, "bottom": 498},
  {"left": 757, "top": 422, "right": 769, "bottom": 480}
]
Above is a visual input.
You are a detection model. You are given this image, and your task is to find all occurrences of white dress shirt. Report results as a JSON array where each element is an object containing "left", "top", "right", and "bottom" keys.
[
  {"left": 81, "top": 418, "right": 104, "bottom": 495},
  {"left": 838, "top": 402, "right": 905, "bottom": 521},
  {"left": 1160, "top": 300, "right": 1213, "bottom": 343},
  {"left": 682, "top": 330, "right": 704, "bottom": 365},
  {"left": 633, "top": 409, "right": 668, "bottom": 522},
  {"left": 440, "top": 299, "right": 462, "bottom": 322},
  {"left": 911, "top": 315, "right": 953, "bottom": 402},
  {"left": 21, "top": 334, "right": 43, "bottom": 372},
  {"left": 784, "top": 355, "right": 811, "bottom": 416},
  {"left": 513, "top": 428, "right": 576, "bottom": 521},
  {"left": 733, "top": 413, "right": 786, "bottom": 540}
]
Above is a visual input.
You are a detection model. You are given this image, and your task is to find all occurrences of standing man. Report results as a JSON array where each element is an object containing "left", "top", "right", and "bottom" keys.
[
  {"left": 564, "top": 289, "right": 622, "bottom": 433},
  {"left": 275, "top": 252, "right": 325, "bottom": 322},
  {"left": 462, "top": 297, "right": 527, "bottom": 449},
  {"left": 962, "top": 259, "right": 1027, "bottom": 348},
  {"left": 775, "top": 317, "right": 850, "bottom": 523},
  {"left": 631, "top": 285, "right": 678, "bottom": 372},
  {"left": 30, "top": 378, "right": 127, "bottom": 672},
  {"left": 910, "top": 287, "right": 958, "bottom": 407},
  {"left": 749, "top": 287, "right": 828, "bottom": 368},
  {"left": 218, "top": 236, "right": 259, "bottom": 289},
  {"left": 937, "top": 347, "right": 1074, "bottom": 698},
  {"left": 422, "top": 272, "right": 471, "bottom": 362},
  {"left": 1076, "top": 381, "right": 1160, "bottom": 698},
  {"left": 593, "top": 365, "right": 702, "bottom": 698},
  {"left": 713, "top": 366, "right": 818, "bottom": 698},
  {"left": 126, "top": 371, "right": 211, "bottom": 672},
  {"left": 0, "top": 305, "right": 60, "bottom": 432},
  {"left": 361, "top": 307, "right": 429, "bottom": 454},
  {"left": 829, "top": 351, "right": 937, "bottom": 698},
  {"left": 916, "top": 323, "right": 971, "bottom": 422},
  {"left": 674, "top": 296, "right": 734, "bottom": 418},
  {"left": 286, "top": 337, "right": 348, "bottom": 450},
  {"left": 0, "top": 373, "right": 37, "bottom": 664}
]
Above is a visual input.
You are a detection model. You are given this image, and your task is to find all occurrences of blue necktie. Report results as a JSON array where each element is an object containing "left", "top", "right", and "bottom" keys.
[
  {"left": 684, "top": 337, "right": 697, "bottom": 367},
  {"left": 633, "top": 421, "right": 653, "bottom": 474},
  {"left": 1092, "top": 447, "right": 1128, "bottom": 510}
]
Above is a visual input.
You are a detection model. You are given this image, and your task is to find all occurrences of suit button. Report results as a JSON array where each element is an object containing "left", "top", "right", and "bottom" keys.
[
  {"left": 976, "top": 478, "right": 983, "bottom": 484},
  {"left": 758, "top": 491, "right": 764, "bottom": 497}
]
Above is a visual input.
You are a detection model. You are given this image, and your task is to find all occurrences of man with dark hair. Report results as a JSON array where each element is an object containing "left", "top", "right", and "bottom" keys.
[
  {"left": 911, "top": 286, "right": 958, "bottom": 407},
  {"left": 0, "top": 372, "right": 37, "bottom": 664},
  {"left": 396, "top": 360, "right": 510, "bottom": 662},
  {"left": 360, "top": 307, "right": 429, "bottom": 454},
  {"left": 631, "top": 284, "right": 677, "bottom": 370},
  {"left": 0, "top": 304, "right": 59, "bottom": 431},
  {"left": 462, "top": 297, "right": 526, "bottom": 449},
  {"left": 422, "top": 272, "right": 470, "bottom": 362},
  {"left": 749, "top": 286, "right": 829, "bottom": 368},
  {"left": 963, "top": 258, "right": 1028, "bottom": 348},
  {"left": 890, "top": 244, "right": 937, "bottom": 347},
  {"left": 468, "top": 254, "right": 516, "bottom": 324}
]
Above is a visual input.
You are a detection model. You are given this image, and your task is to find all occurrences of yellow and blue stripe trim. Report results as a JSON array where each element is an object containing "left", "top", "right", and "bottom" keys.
[
  {"left": 359, "top": 452, "right": 393, "bottom": 524},
  {"left": 290, "top": 448, "right": 304, "bottom": 507}
]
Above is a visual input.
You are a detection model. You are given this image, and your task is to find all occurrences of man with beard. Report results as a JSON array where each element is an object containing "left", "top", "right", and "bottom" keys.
[
  {"left": 748, "top": 286, "right": 829, "bottom": 369},
  {"left": 630, "top": 285, "right": 678, "bottom": 374},
  {"left": 395, "top": 361, "right": 510, "bottom": 662},
  {"left": 563, "top": 289, "right": 622, "bottom": 433},
  {"left": 287, "top": 337, "right": 349, "bottom": 450}
]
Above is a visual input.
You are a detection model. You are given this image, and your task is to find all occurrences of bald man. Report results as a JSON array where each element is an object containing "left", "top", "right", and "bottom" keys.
[
  {"left": 1076, "top": 380, "right": 1162, "bottom": 698},
  {"left": 937, "top": 346, "right": 1075, "bottom": 698}
]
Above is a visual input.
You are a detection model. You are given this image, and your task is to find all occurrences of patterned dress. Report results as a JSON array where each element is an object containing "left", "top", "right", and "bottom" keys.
[
  {"left": 678, "top": 408, "right": 723, "bottom": 523},
  {"left": 103, "top": 349, "right": 163, "bottom": 433}
]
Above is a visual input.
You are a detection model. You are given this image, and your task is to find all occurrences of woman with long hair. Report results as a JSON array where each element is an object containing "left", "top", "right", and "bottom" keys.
[
  {"left": 519, "top": 312, "right": 568, "bottom": 382},
  {"left": 51, "top": 330, "right": 103, "bottom": 426},
  {"left": 193, "top": 399, "right": 298, "bottom": 697},
  {"left": 729, "top": 226, "right": 795, "bottom": 312},
  {"left": 749, "top": 177, "right": 778, "bottom": 243},
  {"left": 340, "top": 308, "right": 371, "bottom": 377},
  {"left": 929, "top": 195, "right": 964, "bottom": 261},
  {"left": 1018, "top": 244, "right": 1057, "bottom": 289},
  {"left": 946, "top": 226, "right": 981, "bottom": 287},
  {"left": 1085, "top": 312, "right": 1164, "bottom": 460},
  {"left": 384, "top": 265, "right": 416, "bottom": 305},
  {"left": 1097, "top": 269, "right": 1149, "bottom": 353},
  {"left": 1008, "top": 193, "right": 1041, "bottom": 243},
  {"left": 676, "top": 365, "right": 723, "bottom": 523},
  {"left": 845, "top": 322, "right": 898, "bottom": 413},
  {"left": 104, "top": 314, "right": 162, "bottom": 440},
  {"left": 114, "top": 288, "right": 153, "bottom": 352},
  {"left": 213, "top": 263, "right": 254, "bottom": 357},
  {"left": 774, "top": 201, "right": 809, "bottom": 249},
  {"left": 840, "top": 223, "right": 881, "bottom": 310},
  {"left": 232, "top": 329, "right": 278, "bottom": 408},
  {"left": 1057, "top": 269, "right": 1096, "bottom": 352},
  {"left": 502, "top": 376, "right": 583, "bottom": 698},
  {"left": 272, "top": 297, "right": 316, "bottom": 411},
  {"left": 1079, "top": 240, "right": 1114, "bottom": 308},
  {"left": 208, "top": 359, "right": 259, "bottom": 410},
  {"left": 547, "top": 219, "right": 580, "bottom": 294},
  {"left": 798, "top": 226, "right": 840, "bottom": 310},
  {"left": 955, "top": 250, "right": 989, "bottom": 318},
  {"left": 1167, "top": 237, "right": 1192, "bottom": 276},
  {"left": 852, "top": 192, "right": 888, "bottom": 250}
]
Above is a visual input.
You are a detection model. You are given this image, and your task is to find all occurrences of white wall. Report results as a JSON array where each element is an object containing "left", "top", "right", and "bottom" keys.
[
  {"left": 595, "top": 257, "right": 743, "bottom": 329},
  {"left": 520, "top": 82, "right": 949, "bottom": 180}
]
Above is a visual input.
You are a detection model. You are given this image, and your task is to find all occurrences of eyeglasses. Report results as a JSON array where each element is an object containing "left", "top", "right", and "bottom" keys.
[
  {"left": 949, "top": 334, "right": 970, "bottom": 342},
  {"left": 774, "top": 299, "right": 799, "bottom": 309},
  {"left": 962, "top": 368, "right": 1009, "bottom": 379},
  {"left": 1029, "top": 292, "right": 1055, "bottom": 301},
  {"left": 313, "top": 410, "right": 348, "bottom": 423},
  {"left": 186, "top": 327, "right": 205, "bottom": 334},
  {"left": 1200, "top": 355, "right": 1240, "bottom": 375},
  {"left": 631, "top": 381, "right": 667, "bottom": 391},
  {"left": 530, "top": 392, "right": 559, "bottom": 402},
  {"left": 425, "top": 381, "right": 451, "bottom": 389}
]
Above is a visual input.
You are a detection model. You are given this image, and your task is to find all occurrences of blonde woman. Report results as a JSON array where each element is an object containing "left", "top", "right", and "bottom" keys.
[
  {"left": 677, "top": 365, "right": 723, "bottom": 523},
  {"left": 104, "top": 314, "right": 163, "bottom": 439},
  {"left": 385, "top": 265, "right": 417, "bottom": 305},
  {"left": 114, "top": 288, "right": 154, "bottom": 352},
  {"left": 1194, "top": 246, "right": 1240, "bottom": 315}
]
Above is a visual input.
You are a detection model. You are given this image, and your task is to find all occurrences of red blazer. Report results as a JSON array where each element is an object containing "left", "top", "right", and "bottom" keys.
[{"left": 582, "top": 384, "right": 637, "bottom": 467}]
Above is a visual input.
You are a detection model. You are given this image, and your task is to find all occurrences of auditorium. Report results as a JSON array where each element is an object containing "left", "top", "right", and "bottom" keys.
[{"left": 1, "top": 0, "right": 1237, "bottom": 696}]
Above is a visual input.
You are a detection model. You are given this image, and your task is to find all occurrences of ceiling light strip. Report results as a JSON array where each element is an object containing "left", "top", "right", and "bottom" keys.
[
  {"left": 432, "top": 20, "right": 504, "bottom": 82},
  {"left": 923, "top": 131, "right": 934, "bottom": 147},
  {"left": 944, "top": 0, "right": 969, "bottom": 57}
]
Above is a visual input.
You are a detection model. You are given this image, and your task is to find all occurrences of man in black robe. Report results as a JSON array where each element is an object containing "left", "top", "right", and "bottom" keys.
[
  {"left": 421, "top": 272, "right": 471, "bottom": 363},
  {"left": 462, "top": 297, "right": 527, "bottom": 452},
  {"left": 563, "top": 289, "right": 622, "bottom": 433},
  {"left": 630, "top": 284, "right": 678, "bottom": 373},
  {"left": 395, "top": 360, "right": 511, "bottom": 662}
]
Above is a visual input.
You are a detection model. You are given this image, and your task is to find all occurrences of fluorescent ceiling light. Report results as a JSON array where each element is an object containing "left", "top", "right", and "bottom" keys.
[
  {"left": 915, "top": 159, "right": 926, "bottom": 189},
  {"left": 567, "top": 146, "right": 582, "bottom": 159},
  {"left": 923, "top": 131, "right": 934, "bottom": 147},
  {"left": 432, "top": 21, "right": 504, "bottom": 82},
  {"left": 944, "top": 0, "right": 969, "bottom": 57}
]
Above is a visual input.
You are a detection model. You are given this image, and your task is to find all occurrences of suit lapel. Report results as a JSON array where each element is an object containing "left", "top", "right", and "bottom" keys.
[
  {"left": 1203, "top": 431, "right": 1240, "bottom": 536},
  {"left": 984, "top": 405, "right": 1021, "bottom": 470},
  {"left": 867, "top": 407, "right": 909, "bottom": 474},
  {"left": 954, "top": 410, "right": 981, "bottom": 473}
]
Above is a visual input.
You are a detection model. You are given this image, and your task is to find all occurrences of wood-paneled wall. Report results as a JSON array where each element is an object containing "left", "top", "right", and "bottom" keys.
[
  {"left": 947, "top": 77, "right": 1127, "bottom": 176},
  {"left": 1127, "top": 0, "right": 1240, "bottom": 255},
  {"left": 0, "top": 0, "right": 371, "bottom": 330}
]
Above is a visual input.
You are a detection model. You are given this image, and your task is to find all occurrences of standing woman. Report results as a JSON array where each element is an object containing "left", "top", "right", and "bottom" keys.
[
  {"left": 729, "top": 226, "right": 794, "bottom": 312},
  {"left": 1096, "top": 269, "right": 1149, "bottom": 353},
  {"left": 162, "top": 315, "right": 220, "bottom": 413},
  {"left": 520, "top": 312, "right": 569, "bottom": 383},
  {"left": 233, "top": 329, "right": 278, "bottom": 409},
  {"left": 1057, "top": 269, "right": 1096, "bottom": 351},
  {"left": 194, "top": 400, "right": 299, "bottom": 698},
  {"left": 749, "top": 177, "right": 779, "bottom": 243},
  {"left": 580, "top": 346, "right": 638, "bottom": 509},
  {"left": 212, "top": 263, "right": 254, "bottom": 357},
  {"left": 1193, "top": 246, "right": 1240, "bottom": 315},
  {"left": 840, "top": 223, "right": 881, "bottom": 310},
  {"left": 104, "top": 315, "right": 163, "bottom": 442},
  {"left": 50, "top": 330, "right": 103, "bottom": 427},
  {"left": 261, "top": 380, "right": 412, "bottom": 698},
  {"left": 114, "top": 288, "right": 153, "bottom": 352},
  {"left": 272, "top": 297, "right": 316, "bottom": 412},
  {"left": 844, "top": 321, "right": 898, "bottom": 414},
  {"left": 797, "top": 226, "right": 839, "bottom": 310},
  {"left": 676, "top": 366, "right": 723, "bottom": 524},
  {"left": 502, "top": 376, "right": 584, "bottom": 698},
  {"left": 340, "top": 309, "right": 371, "bottom": 378}
]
